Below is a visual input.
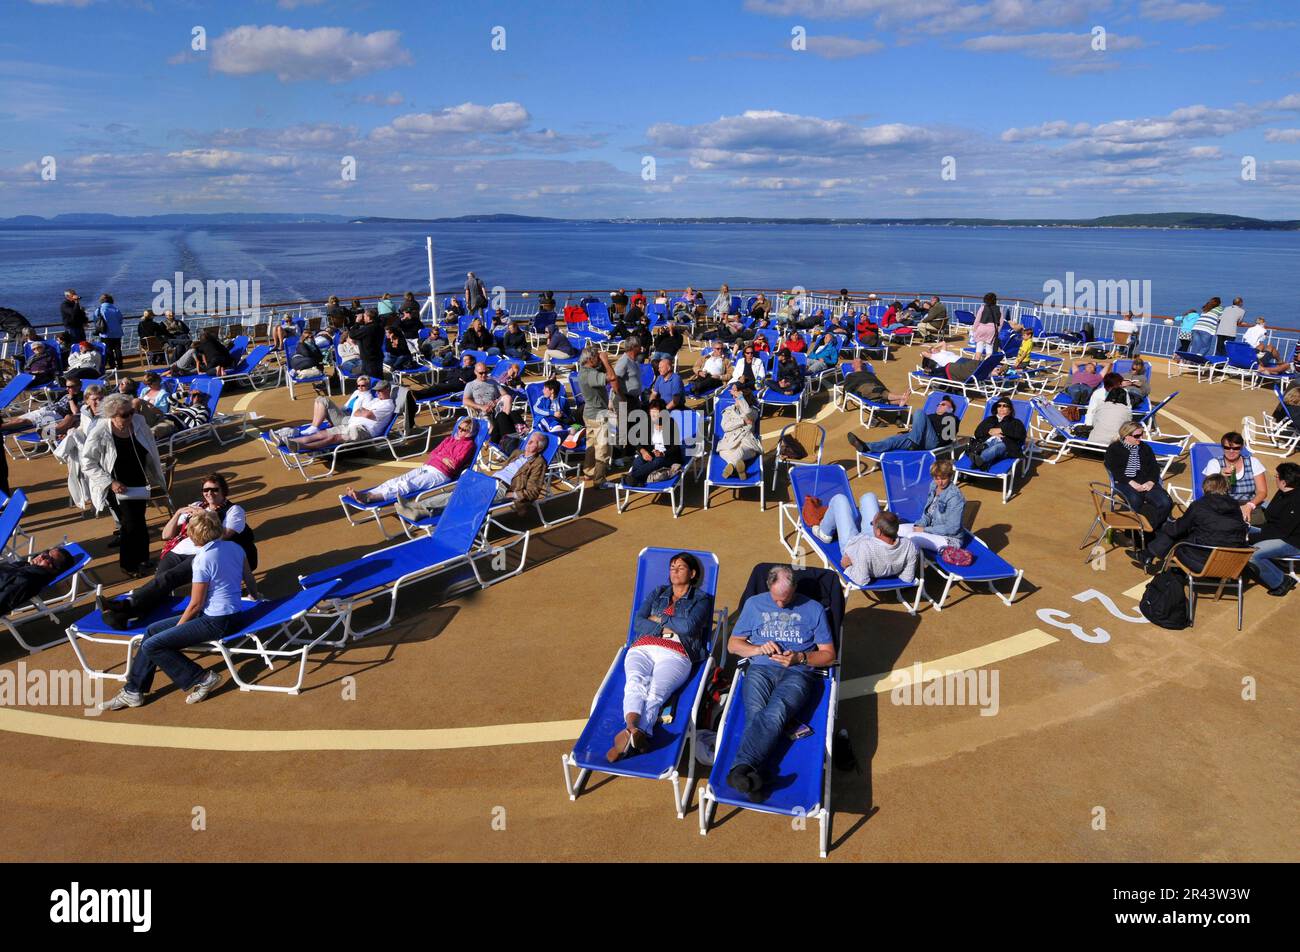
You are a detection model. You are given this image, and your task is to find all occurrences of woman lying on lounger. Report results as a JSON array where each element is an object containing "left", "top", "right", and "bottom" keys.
[
  {"left": 343, "top": 416, "right": 478, "bottom": 505},
  {"left": 607, "top": 551, "right": 712, "bottom": 763}
]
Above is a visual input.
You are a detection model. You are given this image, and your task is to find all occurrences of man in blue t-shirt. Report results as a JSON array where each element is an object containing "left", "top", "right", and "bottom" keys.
[
  {"left": 726, "top": 565, "right": 837, "bottom": 800},
  {"left": 649, "top": 357, "right": 685, "bottom": 410}
]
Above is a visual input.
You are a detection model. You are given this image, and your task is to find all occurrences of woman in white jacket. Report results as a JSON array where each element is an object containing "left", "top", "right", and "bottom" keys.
[
  {"left": 717, "top": 385, "right": 763, "bottom": 479},
  {"left": 81, "top": 392, "right": 165, "bottom": 576}
]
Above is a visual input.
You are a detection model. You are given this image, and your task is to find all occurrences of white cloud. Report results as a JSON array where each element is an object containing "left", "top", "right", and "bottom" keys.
[
  {"left": 1003, "top": 104, "right": 1254, "bottom": 143},
  {"left": 1266, "top": 129, "right": 1300, "bottom": 142},
  {"left": 1138, "top": 0, "right": 1223, "bottom": 24},
  {"left": 962, "top": 31, "right": 1145, "bottom": 63},
  {"left": 744, "top": 0, "right": 1112, "bottom": 34},
  {"left": 355, "top": 92, "right": 404, "bottom": 106},
  {"left": 211, "top": 26, "right": 411, "bottom": 82},
  {"left": 379, "top": 102, "right": 529, "bottom": 137},
  {"left": 27, "top": 0, "right": 98, "bottom": 6},
  {"left": 648, "top": 109, "right": 936, "bottom": 156},
  {"left": 806, "top": 36, "right": 885, "bottom": 59}
]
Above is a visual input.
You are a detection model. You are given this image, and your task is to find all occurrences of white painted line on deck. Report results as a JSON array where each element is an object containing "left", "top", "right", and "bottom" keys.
[{"left": 232, "top": 391, "right": 261, "bottom": 413}]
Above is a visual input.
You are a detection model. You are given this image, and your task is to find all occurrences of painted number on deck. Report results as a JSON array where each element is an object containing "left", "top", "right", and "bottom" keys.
[{"left": 1036, "top": 588, "right": 1149, "bottom": 644}]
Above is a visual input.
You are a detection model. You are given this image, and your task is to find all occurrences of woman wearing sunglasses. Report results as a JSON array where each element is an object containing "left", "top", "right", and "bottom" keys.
[
  {"left": 98, "top": 472, "right": 257, "bottom": 630},
  {"left": 1200, "top": 431, "right": 1267, "bottom": 522},
  {"left": 1105, "top": 421, "right": 1173, "bottom": 531}
]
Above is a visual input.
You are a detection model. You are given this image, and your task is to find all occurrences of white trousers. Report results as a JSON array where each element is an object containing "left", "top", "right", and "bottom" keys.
[
  {"left": 372, "top": 464, "right": 451, "bottom": 500},
  {"left": 622, "top": 644, "right": 693, "bottom": 735},
  {"left": 899, "top": 524, "right": 954, "bottom": 552}
]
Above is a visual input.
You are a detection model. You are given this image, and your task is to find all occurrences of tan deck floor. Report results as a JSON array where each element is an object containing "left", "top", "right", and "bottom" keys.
[{"left": 2, "top": 343, "right": 1296, "bottom": 862}]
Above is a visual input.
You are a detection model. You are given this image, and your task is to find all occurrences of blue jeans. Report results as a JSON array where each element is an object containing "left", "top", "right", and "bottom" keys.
[
  {"left": 864, "top": 414, "right": 942, "bottom": 454},
  {"left": 733, "top": 663, "right": 819, "bottom": 775},
  {"left": 822, "top": 491, "right": 880, "bottom": 544},
  {"left": 1188, "top": 330, "right": 1215, "bottom": 358},
  {"left": 975, "top": 439, "right": 1010, "bottom": 466},
  {"left": 1250, "top": 538, "right": 1300, "bottom": 590},
  {"left": 1065, "top": 383, "right": 1094, "bottom": 405},
  {"left": 126, "top": 612, "right": 239, "bottom": 695}
]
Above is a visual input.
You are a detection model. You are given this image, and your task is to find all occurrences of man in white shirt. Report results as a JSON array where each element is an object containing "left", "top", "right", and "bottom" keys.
[
  {"left": 1243, "top": 316, "right": 1268, "bottom": 350},
  {"left": 281, "top": 377, "right": 396, "bottom": 451},
  {"left": 1216, "top": 297, "right": 1245, "bottom": 355}
]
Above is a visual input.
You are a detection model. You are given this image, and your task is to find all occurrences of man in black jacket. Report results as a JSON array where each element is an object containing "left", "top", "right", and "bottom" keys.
[
  {"left": 1249, "top": 461, "right": 1300, "bottom": 595},
  {"left": 1137, "top": 474, "right": 1248, "bottom": 573},
  {"left": 0, "top": 548, "right": 75, "bottom": 617},
  {"left": 350, "top": 309, "right": 386, "bottom": 379},
  {"left": 61, "top": 289, "right": 88, "bottom": 342}
]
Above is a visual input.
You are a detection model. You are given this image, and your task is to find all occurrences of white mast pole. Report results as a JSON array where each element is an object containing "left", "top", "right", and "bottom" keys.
[{"left": 426, "top": 236, "right": 436, "bottom": 316}]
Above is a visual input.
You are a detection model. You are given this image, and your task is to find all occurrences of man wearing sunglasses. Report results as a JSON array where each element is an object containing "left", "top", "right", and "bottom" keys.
[{"left": 98, "top": 472, "right": 257, "bottom": 630}]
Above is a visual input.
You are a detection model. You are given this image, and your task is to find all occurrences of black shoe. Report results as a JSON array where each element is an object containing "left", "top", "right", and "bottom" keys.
[
  {"left": 846, "top": 432, "right": 869, "bottom": 454},
  {"left": 727, "top": 764, "right": 757, "bottom": 793},
  {"left": 106, "top": 536, "right": 121, "bottom": 549},
  {"left": 1267, "top": 577, "right": 1297, "bottom": 597}
]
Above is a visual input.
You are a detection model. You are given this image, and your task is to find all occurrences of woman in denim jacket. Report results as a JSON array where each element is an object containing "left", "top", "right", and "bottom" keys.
[{"left": 607, "top": 552, "right": 711, "bottom": 763}]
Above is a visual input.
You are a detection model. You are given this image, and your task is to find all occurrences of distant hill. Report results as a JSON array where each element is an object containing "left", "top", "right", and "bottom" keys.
[{"left": 2, "top": 211, "right": 1297, "bottom": 230}]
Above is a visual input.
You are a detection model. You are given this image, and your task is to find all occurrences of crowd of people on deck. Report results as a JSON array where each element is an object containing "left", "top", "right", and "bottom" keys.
[{"left": 2, "top": 279, "right": 1297, "bottom": 732}]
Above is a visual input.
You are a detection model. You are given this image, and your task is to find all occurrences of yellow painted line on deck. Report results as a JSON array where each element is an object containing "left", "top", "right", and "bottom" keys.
[
  {"left": 839, "top": 628, "right": 1060, "bottom": 701},
  {"left": 1122, "top": 582, "right": 1148, "bottom": 601},
  {"left": 0, "top": 629, "right": 1058, "bottom": 751},
  {"left": 0, "top": 707, "right": 589, "bottom": 753},
  {"left": 1158, "top": 408, "right": 1211, "bottom": 445},
  {"left": 232, "top": 390, "right": 262, "bottom": 413}
]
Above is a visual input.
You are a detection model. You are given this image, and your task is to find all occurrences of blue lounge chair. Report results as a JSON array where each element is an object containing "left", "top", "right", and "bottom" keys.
[
  {"left": 759, "top": 352, "right": 809, "bottom": 420},
  {"left": 1031, "top": 397, "right": 1185, "bottom": 475},
  {"left": 65, "top": 584, "right": 336, "bottom": 694},
  {"left": 925, "top": 531, "right": 1025, "bottom": 609},
  {"left": 833, "top": 361, "right": 908, "bottom": 428},
  {"left": 1170, "top": 441, "right": 1260, "bottom": 507},
  {"left": 698, "top": 562, "right": 844, "bottom": 857},
  {"left": 1, "top": 543, "right": 95, "bottom": 653},
  {"left": 337, "top": 418, "right": 491, "bottom": 539},
  {"left": 0, "top": 489, "right": 33, "bottom": 560},
  {"left": 778, "top": 463, "right": 926, "bottom": 612},
  {"left": 1168, "top": 350, "right": 1226, "bottom": 382},
  {"left": 853, "top": 392, "right": 969, "bottom": 477},
  {"left": 703, "top": 390, "right": 765, "bottom": 511},
  {"left": 266, "top": 386, "right": 423, "bottom": 481},
  {"left": 562, "top": 547, "right": 725, "bottom": 816},
  {"left": 217, "top": 344, "right": 280, "bottom": 390},
  {"left": 909, "top": 351, "right": 1011, "bottom": 400},
  {"left": 281, "top": 334, "right": 334, "bottom": 401},
  {"left": 953, "top": 398, "right": 1037, "bottom": 503},
  {"left": 300, "top": 471, "right": 525, "bottom": 641},
  {"left": 613, "top": 409, "right": 705, "bottom": 518}
]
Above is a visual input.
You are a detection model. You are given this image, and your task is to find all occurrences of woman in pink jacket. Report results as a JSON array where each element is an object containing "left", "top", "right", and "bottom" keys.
[
  {"left": 343, "top": 417, "right": 478, "bottom": 504},
  {"left": 970, "top": 291, "right": 1003, "bottom": 358}
]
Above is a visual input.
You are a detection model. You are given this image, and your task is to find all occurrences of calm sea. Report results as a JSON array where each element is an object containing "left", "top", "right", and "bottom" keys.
[{"left": 0, "top": 221, "right": 1294, "bottom": 326}]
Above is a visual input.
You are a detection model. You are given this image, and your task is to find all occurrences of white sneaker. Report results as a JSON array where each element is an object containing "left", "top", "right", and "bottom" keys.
[
  {"left": 812, "top": 524, "right": 834, "bottom": 544},
  {"left": 185, "top": 670, "right": 223, "bottom": 704},
  {"left": 300, "top": 424, "right": 320, "bottom": 436},
  {"left": 101, "top": 689, "right": 143, "bottom": 711}
]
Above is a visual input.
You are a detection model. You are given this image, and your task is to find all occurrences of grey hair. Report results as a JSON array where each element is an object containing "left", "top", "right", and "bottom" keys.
[
  {"left": 84, "top": 384, "right": 105, "bottom": 399},
  {"left": 98, "top": 392, "right": 134, "bottom": 418},
  {"left": 765, "top": 564, "right": 796, "bottom": 590}
]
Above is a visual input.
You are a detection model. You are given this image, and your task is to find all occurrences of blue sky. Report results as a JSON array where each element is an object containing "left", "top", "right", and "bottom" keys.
[{"left": 1, "top": 0, "right": 1298, "bottom": 218}]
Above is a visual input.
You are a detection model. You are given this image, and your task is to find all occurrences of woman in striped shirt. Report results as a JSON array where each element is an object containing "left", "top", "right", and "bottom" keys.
[
  {"left": 1187, "top": 298, "right": 1222, "bottom": 357},
  {"left": 1104, "top": 421, "right": 1173, "bottom": 529}
]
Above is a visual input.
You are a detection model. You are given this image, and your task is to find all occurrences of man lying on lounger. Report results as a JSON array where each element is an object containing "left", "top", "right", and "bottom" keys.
[
  {"left": 724, "top": 565, "right": 836, "bottom": 802},
  {"left": 0, "top": 547, "right": 76, "bottom": 617},
  {"left": 275, "top": 376, "right": 395, "bottom": 452},
  {"left": 0, "top": 376, "right": 85, "bottom": 437}
]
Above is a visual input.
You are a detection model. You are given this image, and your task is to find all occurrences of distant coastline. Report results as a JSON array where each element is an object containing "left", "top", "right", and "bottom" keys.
[{"left": 2, "top": 211, "right": 1297, "bottom": 231}]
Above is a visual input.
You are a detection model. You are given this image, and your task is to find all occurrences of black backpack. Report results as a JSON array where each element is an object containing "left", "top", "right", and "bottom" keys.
[{"left": 1139, "top": 569, "right": 1191, "bottom": 629}]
